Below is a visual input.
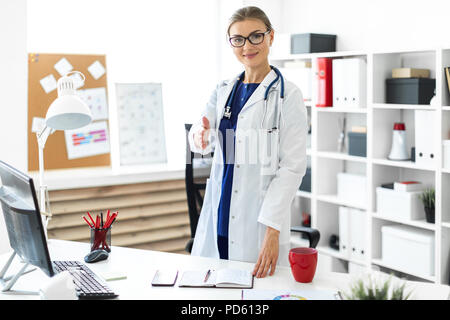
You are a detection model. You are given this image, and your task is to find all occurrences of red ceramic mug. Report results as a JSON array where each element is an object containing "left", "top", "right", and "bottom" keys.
[{"left": 288, "top": 247, "right": 318, "bottom": 283}]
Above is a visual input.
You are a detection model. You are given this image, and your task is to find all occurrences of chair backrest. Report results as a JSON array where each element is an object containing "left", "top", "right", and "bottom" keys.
[{"left": 184, "top": 123, "right": 213, "bottom": 238}]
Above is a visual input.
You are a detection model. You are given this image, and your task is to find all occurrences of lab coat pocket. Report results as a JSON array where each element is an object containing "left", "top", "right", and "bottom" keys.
[{"left": 259, "top": 129, "right": 279, "bottom": 190}]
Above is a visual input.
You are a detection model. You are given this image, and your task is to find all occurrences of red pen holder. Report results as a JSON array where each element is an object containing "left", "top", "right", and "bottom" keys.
[{"left": 90, "top": 227, "right": 112, "bottom": 252}]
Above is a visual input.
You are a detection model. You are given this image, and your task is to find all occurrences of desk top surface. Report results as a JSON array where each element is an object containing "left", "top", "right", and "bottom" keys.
[{"left": 0, "top": 239, "right": 448, "bottom": 300}]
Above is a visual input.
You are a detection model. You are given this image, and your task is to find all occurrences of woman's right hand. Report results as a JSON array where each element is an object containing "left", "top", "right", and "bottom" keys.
[{"left": 194, "top": 116, "right": 211, "bottom": 150}]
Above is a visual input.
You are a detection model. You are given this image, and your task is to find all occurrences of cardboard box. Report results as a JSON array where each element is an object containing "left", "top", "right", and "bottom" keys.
[
  {"left": 392, "top": 68, "right": 430, "bottom": 78},
  {"left": 382, "top": 224, "right": 434, "bottom": 276}
]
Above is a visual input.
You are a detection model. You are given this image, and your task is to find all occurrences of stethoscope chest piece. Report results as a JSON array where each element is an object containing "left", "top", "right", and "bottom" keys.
[{"left": 223, "top": 106, "right": 232, "bottom": 119}]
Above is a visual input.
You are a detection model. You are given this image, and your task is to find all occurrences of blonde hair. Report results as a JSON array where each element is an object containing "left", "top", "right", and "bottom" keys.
[{"left": 227, "top": 6, "right": 273, "bottom": 35}]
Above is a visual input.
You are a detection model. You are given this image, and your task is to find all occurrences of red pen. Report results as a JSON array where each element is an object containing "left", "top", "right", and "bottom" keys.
[
  {"left": 105, "top": 217, "right": 116, "bottom": 229},
  {"left": 95, "top": 215, "right": 100, "bottom": 229},
  {"left": 106, "top": 209, "right": 110, "bottom": 224},
  {"left": 83, "top": 216, "right": 93, "bottom": 228},
  {"left": 106, "top": 212, "right": 117, "bottom": 228},
  {"left": 105, "top": 213, "right": 117, "bottom": 229},
  {"left": 86, "top": 211, "right": 95, "bottom": 226}
]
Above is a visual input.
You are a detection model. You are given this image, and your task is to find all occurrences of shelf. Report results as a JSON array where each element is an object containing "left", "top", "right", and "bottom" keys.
[
  {"left": 316, "top": 194, "right": 367, "bottom": 210},
  {"left": 316, "top": 151, "right": 367, "bottom": 162},
  {"left": 371, "top": 212, "right": 436, "bottom": 231},
  {"left": 371, "top": 259, "right": 436, "bottom": 282},
  {"left": 442, "top": 222, "right": 450, "bottom": 229},
  {"left": 316, "top": 246, "right": 344, "bottom": 259},
  {"left": 442, "top": 106, "right": 450, "bottom": 111},
  {"left": 271, "top": 50, "right": 366, "bottom": 61},
  {"left": 316, "top": 246, "right": 367, "bottom": 266},
  {"left": 372, "top": 103, "right": 436, "bottom": 111},
  {"left": 372, "top": 158, "right": 435, "bottom": 171},
  {"left": 315, "top": 107, "right": 367, "bottom": 113},
  {"left": 296, "top": 190, "right": 312, "bottom": 199}
]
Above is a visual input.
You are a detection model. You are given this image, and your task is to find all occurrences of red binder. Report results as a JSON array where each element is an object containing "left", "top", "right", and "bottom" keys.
[{"left": 316, "top": 57, "right": 333, "bottom": 107}]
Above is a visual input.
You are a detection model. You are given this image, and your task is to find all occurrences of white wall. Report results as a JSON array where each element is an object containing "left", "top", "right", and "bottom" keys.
[
  {"left": 27, "top": 0, "right": 221, "bottom": 168},
  {"left": 0, "top": 0, "right": 27, "bottom": 254},
  {"left": 248, "top": 0, "right": 450, "bottom": 52}
]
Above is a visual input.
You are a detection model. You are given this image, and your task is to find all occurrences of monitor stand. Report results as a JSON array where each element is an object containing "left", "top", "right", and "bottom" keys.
[{"left": 0, "top": 251, "right": 38, "bottom": 295}]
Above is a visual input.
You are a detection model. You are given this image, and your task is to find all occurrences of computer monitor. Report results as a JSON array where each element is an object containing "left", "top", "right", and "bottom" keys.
[{"left": 0, "top": 160, "right": 54, "bottom": 278}]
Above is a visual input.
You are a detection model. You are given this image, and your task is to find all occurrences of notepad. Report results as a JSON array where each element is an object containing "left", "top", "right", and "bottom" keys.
[{"left": 178, "top": 269, "right": 253, "bottom": 289}]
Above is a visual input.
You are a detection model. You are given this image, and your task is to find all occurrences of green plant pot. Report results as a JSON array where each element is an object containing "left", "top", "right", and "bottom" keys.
[{"left": 424, "top": 207, "right": 435, "bottom": 224}]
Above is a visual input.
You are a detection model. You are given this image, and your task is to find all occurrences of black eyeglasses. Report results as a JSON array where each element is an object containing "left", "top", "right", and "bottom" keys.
[{"left": 229, "top": 30, "right": 271, "bottom": 48}]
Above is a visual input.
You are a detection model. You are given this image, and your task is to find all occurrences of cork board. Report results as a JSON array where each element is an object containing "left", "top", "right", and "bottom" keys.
[{"left": 28, "top": 53, "right": 111, "bottom": 171}]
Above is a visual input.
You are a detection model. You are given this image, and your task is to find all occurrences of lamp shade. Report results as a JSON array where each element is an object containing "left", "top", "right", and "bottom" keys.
[{"left": 45, "top": 73, "right": 92, "bottom": 130}]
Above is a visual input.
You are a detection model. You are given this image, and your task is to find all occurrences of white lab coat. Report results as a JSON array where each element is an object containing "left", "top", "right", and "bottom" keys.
[{"left": 188, "top": 69, "right": 307, "bottom": 266}]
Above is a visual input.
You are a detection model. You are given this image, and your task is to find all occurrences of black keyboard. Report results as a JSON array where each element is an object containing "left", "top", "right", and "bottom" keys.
[{"left": 52, "top": 260, "right": 118, "bottom": 299}]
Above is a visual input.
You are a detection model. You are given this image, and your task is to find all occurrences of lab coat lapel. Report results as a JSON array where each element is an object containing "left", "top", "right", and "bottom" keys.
[{"left": 240, "top": 69, "right": 279, "bottom": 113}]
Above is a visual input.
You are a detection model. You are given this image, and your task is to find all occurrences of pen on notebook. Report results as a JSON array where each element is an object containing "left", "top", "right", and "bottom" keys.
[{"left": 204, "top": 269, "right": 211, "bottom": 283}]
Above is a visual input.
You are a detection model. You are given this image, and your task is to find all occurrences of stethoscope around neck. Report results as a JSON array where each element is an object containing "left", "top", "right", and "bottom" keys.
[{"left": 222, "top": 66, "right": 285, "bottom": 131}]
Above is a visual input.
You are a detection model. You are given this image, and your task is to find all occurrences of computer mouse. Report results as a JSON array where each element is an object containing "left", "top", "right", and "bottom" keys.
[{"left": 84, "top": 249, "right": 109, "bottom": 263}]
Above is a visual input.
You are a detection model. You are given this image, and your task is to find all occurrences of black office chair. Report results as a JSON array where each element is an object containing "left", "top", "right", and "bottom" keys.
[{"left": 184, "top": 123, "right": 320, "bottom": 252}]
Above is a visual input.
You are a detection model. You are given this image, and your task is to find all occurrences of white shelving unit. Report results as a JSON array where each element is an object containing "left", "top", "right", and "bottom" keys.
[{"left": 275, "top": 48, "right": 450, "bottom": 285}]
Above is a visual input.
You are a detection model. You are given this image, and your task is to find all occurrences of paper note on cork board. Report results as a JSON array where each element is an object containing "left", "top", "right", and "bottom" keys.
[{"left": 64, "top": 121, "right": 110, "bottom": 160}]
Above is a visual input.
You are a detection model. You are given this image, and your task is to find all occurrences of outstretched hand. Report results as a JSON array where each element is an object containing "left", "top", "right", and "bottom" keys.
[{"left": 194, "top": 116, "right": 210, "bottom": 150}]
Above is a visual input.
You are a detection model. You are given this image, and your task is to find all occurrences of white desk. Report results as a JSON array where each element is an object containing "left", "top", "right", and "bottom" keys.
[{"left": 0, "top": 240, "right": 448, "bottom": 300}]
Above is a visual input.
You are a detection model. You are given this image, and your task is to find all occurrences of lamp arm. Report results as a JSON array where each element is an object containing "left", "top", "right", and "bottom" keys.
[
  {"left": 37, "top": 126, "right": 55, "bottom": 149},
  {"left": 36, "top": 125, "right": 55, "bottom": 231}
]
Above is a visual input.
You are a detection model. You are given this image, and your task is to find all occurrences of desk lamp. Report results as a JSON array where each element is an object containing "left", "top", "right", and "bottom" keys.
[{"left": 36, "top": 71, "right": 92, "bottom": 231}]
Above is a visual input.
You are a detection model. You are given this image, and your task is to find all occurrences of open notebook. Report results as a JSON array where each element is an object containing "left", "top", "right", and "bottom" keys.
[{"left": 178, "top": 269, "right": 254, "bottom": 289}]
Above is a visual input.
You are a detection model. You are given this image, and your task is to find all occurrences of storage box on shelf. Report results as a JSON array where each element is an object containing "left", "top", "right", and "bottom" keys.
[
  {"left": 376, "top": 187, "right": 424, "bottom": 220},
  {"left": 290, "top": 33, "right": 336, "bottom": 54},
  {"left": 381, "top": 224, "right": 435, "bottom": 277}
]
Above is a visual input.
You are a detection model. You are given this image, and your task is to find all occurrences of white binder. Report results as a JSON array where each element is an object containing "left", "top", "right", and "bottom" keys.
[
  {"left": 332, "top": 59, "right": 345, "bottom": 108},
  {"left": 349, "top": 208, "right": 366, "bottom": 262},
  {"left": 332, "top": 58, "right": 366, "bottom": 108},
  {"left": 415, "top": 110, "right": 435, "bottom": 167},
  {"left": 338, "top": 206, "right": 350, "bottom": 259},
  {"left": 345, "top": 58, "right": 367, "bottom": 108}
]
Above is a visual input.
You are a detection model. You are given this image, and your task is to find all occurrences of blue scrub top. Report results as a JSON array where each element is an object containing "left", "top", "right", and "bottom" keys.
[{"left": 217, "top": 79, "right": 259, "bottom": 259}]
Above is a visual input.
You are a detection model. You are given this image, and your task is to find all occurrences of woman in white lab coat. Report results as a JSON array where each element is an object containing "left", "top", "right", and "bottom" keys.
[{"left": 188, "top": 6, "right": 307, "bottom": 278}]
